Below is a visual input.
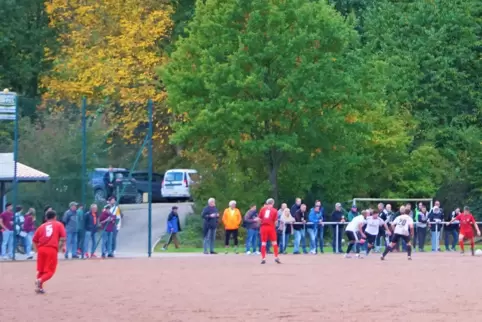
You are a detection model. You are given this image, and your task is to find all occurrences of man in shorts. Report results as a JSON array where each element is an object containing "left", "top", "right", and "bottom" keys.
[
  {"left": 257, "top": 198, "right": 281, "bottom": 264},
  {"left": 381, "top": 208, "right": 414, "bottom": 261},
  {"left": 447, "top": 206, "right": 481, "bottom": 256},
  {"left": 364, "top": 209, "right": 391, "bottom": 256},
  {"left": 344, "top": 210, "right": 368, "bottom": 259}
]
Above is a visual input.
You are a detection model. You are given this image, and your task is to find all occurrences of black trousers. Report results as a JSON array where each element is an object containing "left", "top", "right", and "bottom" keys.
[{"left": 225, "top": 229, "right": 239, "bottom": 246}]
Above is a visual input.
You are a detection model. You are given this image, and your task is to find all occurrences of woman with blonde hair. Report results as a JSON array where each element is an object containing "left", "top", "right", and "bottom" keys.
[
  {"left": 23, "top": 208, "right": 36, "bottom": 259},
  {"left": 279, "top": 208, "right": 295, "bottom": 254}
]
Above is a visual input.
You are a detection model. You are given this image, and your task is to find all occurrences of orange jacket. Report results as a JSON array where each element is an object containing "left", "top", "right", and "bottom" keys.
[{"left": 222, "top": 208, "right": 242, "bottom": 230}]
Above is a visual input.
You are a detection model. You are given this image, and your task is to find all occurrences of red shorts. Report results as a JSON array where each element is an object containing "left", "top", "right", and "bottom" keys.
[
  {"left": 260, "top": 226, "right": 277, "bottom": 243},
  {"left": 460, "top": 231, "right": 474, "bottom": 239}
]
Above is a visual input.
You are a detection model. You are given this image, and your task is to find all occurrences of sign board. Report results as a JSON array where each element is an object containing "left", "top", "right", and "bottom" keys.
[
  {"left": 0, "top": 114, "right": 16, "bottom": 120},
  {"left": 0, "top": 106, "right": 15, "bottom": 113},
  {"left": 0, "top": 92, "right": 16, "bottom": 106}
]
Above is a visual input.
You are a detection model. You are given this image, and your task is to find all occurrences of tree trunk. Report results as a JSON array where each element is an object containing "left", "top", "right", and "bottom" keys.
[{"left": 268, "top": 148, "right": 280, "bottom": 201}]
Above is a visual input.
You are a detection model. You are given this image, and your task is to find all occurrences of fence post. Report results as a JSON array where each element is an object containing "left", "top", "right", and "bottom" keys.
[
  {"left": 147, "top": 99, "right": 153, "bottom": 257},
  {"left": 435, "top": 223, "right": 439, "bottom": 252},
  {"left": 81, "top": 97, "right": 87, "bottom": 208},
  {"left": 12, "top": 94, "right": 19, "bottom": 261},
  {"left": 282, "top": 223, "right": 286, "bottom": 253},
  {"left": 336, "top": 224, "right": 339, "bottom": 253}
]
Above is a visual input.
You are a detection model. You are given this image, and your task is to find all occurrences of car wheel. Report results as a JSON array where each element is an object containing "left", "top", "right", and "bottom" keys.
[
  {"left": 94, "top": 189, "right": 106, "bottom": 202},
  {"left": 135, "top": 192, "right": 143, "bottom": 204}
]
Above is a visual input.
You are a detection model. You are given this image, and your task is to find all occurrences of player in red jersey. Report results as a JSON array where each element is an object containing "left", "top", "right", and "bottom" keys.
[
  {"left": 447, "top": 206, "right": 480, "bottom": 256},
  {"left": 257, "top": 198, "right": 281, "bottom": 264},
  {"left": 32, "top": 210, "right": 66, "bottom": 294}
]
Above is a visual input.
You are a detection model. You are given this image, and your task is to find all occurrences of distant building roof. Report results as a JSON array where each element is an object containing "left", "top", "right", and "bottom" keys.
[{"left": 0, "top": 153, "right": 50, "bottom": 182}]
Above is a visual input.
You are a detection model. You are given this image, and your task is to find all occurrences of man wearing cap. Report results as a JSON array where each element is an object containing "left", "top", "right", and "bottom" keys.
[
  {"left": 331, "top": 202, "right": 345, "bottom": 253},
  {"left": 162, "top": 206, "right": 182, "bottom": 250},
  {"left": 63, "top": 202, "right": 79, "bottom": 259},
  {"left": 0, "top": 203, "right": 14, "bottom": 259}
]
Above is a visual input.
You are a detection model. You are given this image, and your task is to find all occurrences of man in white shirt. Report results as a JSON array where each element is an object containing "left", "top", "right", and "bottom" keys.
[
  {"left": 364, "top": 209, "right": 391, "bottom": 255},
  {"left": 344, "top": 210, "right": 368, "bottom": 258},
  {"left": 381, "top": 208, "right": 414, "bottom": 261}
]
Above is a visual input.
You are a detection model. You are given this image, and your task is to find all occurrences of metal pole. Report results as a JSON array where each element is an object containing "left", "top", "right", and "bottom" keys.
[
  {"left": 147, "top": 99, "right": 153, "bottom": 257},
  {"left": 435, "top": 223, "right": 438, "bottom": 252},
  {"left": 81, "top": 97, "right": 87, "bottom": 207},
  {"left": 336, "top": 224, "right": 339, "bottom": 253},
  {"left": 12, "top": 95, "right": 18, "bottom": 260}
]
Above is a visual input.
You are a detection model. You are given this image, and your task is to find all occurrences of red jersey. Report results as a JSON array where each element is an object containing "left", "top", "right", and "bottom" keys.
[
  {"left": 33, "top": 220, "right": 66, "bottom": 250},
  {"left": 455, "top": 213, "right": 476, "bottom": 234},
  {"left": 258, "top": 206, "right": 278, "bottom": 228}
]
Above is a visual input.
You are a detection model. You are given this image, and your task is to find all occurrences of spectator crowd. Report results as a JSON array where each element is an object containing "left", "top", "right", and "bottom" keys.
[
  {"left": 198, "top": 198, "right": 472, "bottom": 255},
  {"left": 0, "top": 196, "right": 123, "bottom": 260}
]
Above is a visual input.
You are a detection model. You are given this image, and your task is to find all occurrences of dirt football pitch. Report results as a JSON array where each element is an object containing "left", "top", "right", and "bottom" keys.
[{"left": 1, "top": 252, "right": 481, "bottom": 321}]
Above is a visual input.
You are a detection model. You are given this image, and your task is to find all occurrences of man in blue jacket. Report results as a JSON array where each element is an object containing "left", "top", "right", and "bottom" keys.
[
  {"left": 162, "top": 206, "right": 182, "bottom": 250},
  {"left": 307, "top": 203, "right": 323, "bottom": 254}
]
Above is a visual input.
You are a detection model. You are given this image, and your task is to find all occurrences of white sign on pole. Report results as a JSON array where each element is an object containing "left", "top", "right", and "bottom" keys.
[
  {"left": 0, "top": 92, "right": 16, "bottom": 106},
  {"left": 0, "top": 114, "right": 16, "bottom": 120}
]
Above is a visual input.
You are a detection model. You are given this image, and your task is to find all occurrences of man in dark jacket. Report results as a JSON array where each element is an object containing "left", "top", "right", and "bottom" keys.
[
  {"left": 290, "top": 198, "right": 301, "bottom": 217},
  {"left": 428, "top": 205, "right": 443, "bottom": 252},
  {"left": 63, "top": 202, "right": 79, "bottom": 259},
  {"left": 331, "top": 202, "right": 345, "bottom": 253},
  {"left": 202, "top": 198, "right": 219, "bottom": 254},
  {"left": 83, "top": 204, "right": 98, "bottom": 258},
  {"left": 244, "top": 204, "right": 259, "bottom": 254},
  {"left": 162, "top": 206, "right": 182, "bottom": 250},
  {"left": 293, "top": 204, "right": 308, "bottom": 254},
  {"left": 444, "top": 208, "right": 459, "bottom": 252}
]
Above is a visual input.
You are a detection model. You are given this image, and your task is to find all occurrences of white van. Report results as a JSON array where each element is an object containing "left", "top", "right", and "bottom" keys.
[{"left": 161, "top": 169, "right": 199, "bottom": 201}]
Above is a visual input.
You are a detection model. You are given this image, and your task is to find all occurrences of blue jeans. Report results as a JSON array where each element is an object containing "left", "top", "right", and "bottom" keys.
[
  {"left": 316, "top": 226, "right": 325, "bottom": 252},
  {"left": 1, "top": 230, "right": 14, "bottom": 258},
  {"left": 293, "top": 229, "right": 307, "bottom": 253},
  {"left": 112, "top": 228, "right": 118, "bottom": 253},
  {"left": 203, "top": 227, "right": 216, "bottom": 253},
  {"left": 102, "top": 231, "right": 113, "bottom": 256},
  {"left": 282, "top": 233, "right": 291, "bottom": 253},
  {"left": 307, "top": 228, "right": 317, "bottom": 252},
  {"left": 66, "top": 232, "right": 78, "bottom": 258},
  {"left": 25, "top": 231, "right": 34, "bottom": 255},
  {"left": 245, "top": 228, "right": 258, "bottom": 252},
  {"left": 444, "top": 229, "right": 458, "bottom": 250},
  {"left": 84, "top": 231, "right": 97, "bottom": 255},
  {"left": 431, "top": 231, "right": 440, "bottom": 251}
]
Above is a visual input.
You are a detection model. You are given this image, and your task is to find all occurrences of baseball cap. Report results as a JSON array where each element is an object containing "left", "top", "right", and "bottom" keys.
[{"left": 69, "top": 201, "right": 78, "bottom": 208}]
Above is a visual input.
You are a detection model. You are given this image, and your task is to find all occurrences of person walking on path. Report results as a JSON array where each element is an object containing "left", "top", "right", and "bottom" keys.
[
  {"left": 83, "top": 204, "right": 99, "bottom": 258},
  {"left": 162, "top": 206, "right": 182, "bottom": 250},
  {"left": 202, "top": 198, "right": 219, "bottom": 254},
  {"left": 222, "top": 200, "right": 242, "bottom": 254},
  {"left": 63, "top": 202, "right": 79, "bottom": 259}
]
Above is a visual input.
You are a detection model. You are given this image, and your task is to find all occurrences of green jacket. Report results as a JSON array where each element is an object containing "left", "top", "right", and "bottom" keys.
[
  {"left": 347, "top": 210, "right": 358, "bottom": 222},
  {"left": 77, "top": 209, "right": 85, "bottom": 231}
]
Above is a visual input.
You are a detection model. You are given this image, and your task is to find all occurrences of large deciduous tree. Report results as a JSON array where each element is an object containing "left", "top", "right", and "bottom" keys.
[
  {"left": 163, "top": 0, "right": 394, "bottom": 199},
  {"left": 41, "top": 0, "right": 174, "bottom": 142}
]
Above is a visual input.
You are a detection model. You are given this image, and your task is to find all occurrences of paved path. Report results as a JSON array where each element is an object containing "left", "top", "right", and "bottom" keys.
[{"left": 116, "top": 202, "right": 193, "bottom": 255}]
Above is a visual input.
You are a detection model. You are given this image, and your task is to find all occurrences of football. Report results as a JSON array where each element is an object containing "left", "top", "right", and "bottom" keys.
[{"left": 475, "top": 249, "right": 482, "bottom": 256}]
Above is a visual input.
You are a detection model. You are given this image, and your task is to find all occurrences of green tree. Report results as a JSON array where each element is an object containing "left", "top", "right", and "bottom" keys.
[{"left": 163, "top": 0, "right": 388, "bottom": 200}]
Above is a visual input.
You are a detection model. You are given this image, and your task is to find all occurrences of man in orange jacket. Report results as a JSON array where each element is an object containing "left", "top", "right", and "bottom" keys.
[{"left": 222, "top": 200, "right": 242, "bottom": 254}]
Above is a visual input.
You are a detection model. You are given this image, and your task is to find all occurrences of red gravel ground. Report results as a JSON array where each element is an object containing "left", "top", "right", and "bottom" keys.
[{"left": 1, "top": 252, "right": 481, "bottom": 322}]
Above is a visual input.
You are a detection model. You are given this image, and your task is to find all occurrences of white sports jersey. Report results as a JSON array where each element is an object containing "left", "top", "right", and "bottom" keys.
[
  {"left": 346, "top": 215, "right": 366, "bottom": 232},
  {"left": 365, "top": 216, "right": 384, "bottom": 235},
  {"left": 393, "top": 214, "right": 413, "bottom": 236}
]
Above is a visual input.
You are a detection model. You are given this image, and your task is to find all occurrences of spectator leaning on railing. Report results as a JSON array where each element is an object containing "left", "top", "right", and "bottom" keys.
[
  {"left": 331, "top": 203, "right": 345, "bottom": 254},
  {"left": 100, "top": 204, "right": 116, "bottom": 258},
  {"left": 307, "top": 204, "right": 323, "bottom": 254},
  {"left": 244, "top": 204, "right": 259, "bottom": 255},
  {"left": 202, "top": 198, "right": 219, "bottom": 255},
  {"left": 428, "top": 205, "right": 443, "bottom": 252},
  {"left": 293, "top": 204, "right": 308, "bottom": 254},
  {"left": 314, "top": 200, "right": 325, "bottom": 254},
  {"left": 277, "top": 203, "right": 287, "bottom": 252},
  {"left": 416, "top": 205, "right": 429, "bottom": 252},
  {"left": 279, "top": 208, "right": 295, "bottom": 254},
  {"left": 63, "top": 202, "right": 79, "bottom": 259},
  {"left": 222, "top": 200, "right": 242, "bottom": 254}
]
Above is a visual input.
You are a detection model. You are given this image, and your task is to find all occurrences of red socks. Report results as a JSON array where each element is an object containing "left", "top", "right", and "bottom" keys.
[
  {"left": 261, "top": 245, "right": 266, "bottom": 259},
  {"left": 273, "top": 245, "right": 279, "bottom": 257},
  {"left": 459, "top": 240, "right": 465, "bottom": 251}
]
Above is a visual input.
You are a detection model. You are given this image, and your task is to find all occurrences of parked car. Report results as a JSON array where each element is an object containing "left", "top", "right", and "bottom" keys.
[
  {"left": 161, "top": 169, "right": 199, "bottom": 201},
  {"left": 89, "top": 168, "right": 138, "bottom": 203},
  {"left": 130, "top": 171, "right": 164, "bottom": 203}
]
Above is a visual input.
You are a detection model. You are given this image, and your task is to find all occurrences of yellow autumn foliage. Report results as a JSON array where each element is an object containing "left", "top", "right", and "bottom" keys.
[{"left": 41, "top": 0, "right": 173, "bottom": 142}]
